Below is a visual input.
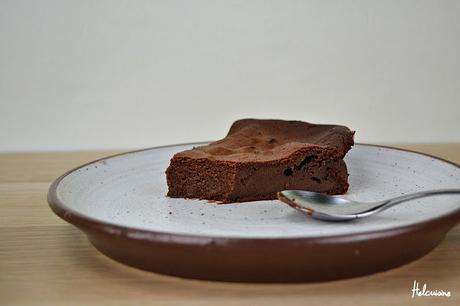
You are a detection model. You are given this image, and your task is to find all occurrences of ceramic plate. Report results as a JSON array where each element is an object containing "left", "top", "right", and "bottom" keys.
[{"left": 48, "top": 143, "right": 460, "bottom": 282}]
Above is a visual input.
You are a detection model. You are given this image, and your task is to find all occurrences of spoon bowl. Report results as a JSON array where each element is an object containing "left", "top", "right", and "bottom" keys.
[{"left": 278, "top": 189, "right": 460, "bottom": 222}]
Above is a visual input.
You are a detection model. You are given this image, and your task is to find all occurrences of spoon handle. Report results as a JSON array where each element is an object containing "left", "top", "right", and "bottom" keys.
[{"left": 372, "top": 189, "right": 460, "bottom": 215}]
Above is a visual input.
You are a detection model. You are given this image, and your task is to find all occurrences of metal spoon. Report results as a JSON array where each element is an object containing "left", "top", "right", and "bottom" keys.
[{"left": 277, "top": 189, "right": 460, "bottom": 222}]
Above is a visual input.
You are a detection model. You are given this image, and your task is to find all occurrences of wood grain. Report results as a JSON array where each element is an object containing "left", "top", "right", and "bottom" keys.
[{"left": 1, "top": 144, "right": 459, "bottom": 306}]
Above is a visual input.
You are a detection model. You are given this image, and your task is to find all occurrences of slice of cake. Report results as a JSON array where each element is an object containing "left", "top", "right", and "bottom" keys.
[{"left": 166, "top": 119, "right": 354, "bottom": 203}]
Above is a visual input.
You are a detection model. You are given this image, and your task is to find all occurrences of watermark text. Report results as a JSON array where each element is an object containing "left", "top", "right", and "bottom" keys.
[{"left": 411, "top": 280, "right": 451, "bottom": 298}]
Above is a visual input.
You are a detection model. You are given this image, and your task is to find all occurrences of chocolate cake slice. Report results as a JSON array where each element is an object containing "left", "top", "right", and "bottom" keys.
[{"left": 166, "top": 119, "right": 354, "bottom": 203}]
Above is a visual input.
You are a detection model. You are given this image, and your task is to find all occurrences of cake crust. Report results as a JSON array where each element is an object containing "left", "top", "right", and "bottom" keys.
[{"left": 166, "top": 119, "right": 354, "bottom": 203}]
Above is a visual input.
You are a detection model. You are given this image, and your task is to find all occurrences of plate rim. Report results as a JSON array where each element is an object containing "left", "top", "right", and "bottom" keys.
[{"left": 47, "top": 142, "right": 460, "bottom": 243}]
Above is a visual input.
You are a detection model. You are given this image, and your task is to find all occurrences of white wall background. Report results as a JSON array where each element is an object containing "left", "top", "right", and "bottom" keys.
[{"left": 1, "top": 0, "right": 459, "bottom": 152}]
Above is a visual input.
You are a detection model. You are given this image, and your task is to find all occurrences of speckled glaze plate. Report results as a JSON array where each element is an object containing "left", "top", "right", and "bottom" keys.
[{"left": 48, "top": 143, "right": 460, "bottom": 282}]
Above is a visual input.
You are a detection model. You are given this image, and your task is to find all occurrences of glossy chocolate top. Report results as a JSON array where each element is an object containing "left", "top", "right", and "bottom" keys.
[{"left": 174, "top": 119, "right": 354, "bottom": 162}]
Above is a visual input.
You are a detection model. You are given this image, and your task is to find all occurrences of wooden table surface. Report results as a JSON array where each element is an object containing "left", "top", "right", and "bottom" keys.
[{"left": 1, "top": 144, "right": 459, "bottom": 306}]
